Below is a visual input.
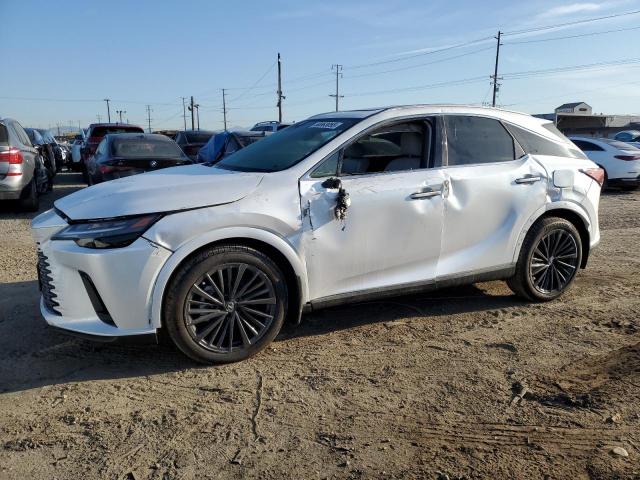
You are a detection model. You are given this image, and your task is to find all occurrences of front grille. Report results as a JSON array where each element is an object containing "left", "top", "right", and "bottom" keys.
[{"left": 37, "top": 249, "right": 61, "bottom": 315}]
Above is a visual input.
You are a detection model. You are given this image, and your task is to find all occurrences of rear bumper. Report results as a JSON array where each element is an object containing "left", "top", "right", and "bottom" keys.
[
  {"left": 0, "top": 174, "right": 30, "bottom": 199},
  {"left": 608, "top": 175, "right": 640, "bottom": 187}
]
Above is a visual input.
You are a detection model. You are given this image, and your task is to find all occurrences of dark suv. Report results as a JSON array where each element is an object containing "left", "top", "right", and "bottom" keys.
[{"left": 81, "top": 123, "right": 144, "bottom": 181}]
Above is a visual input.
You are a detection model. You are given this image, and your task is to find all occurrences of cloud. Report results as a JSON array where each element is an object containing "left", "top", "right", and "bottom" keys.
[{"left": 538, "top": 2, "right": 603, "bottom": 19}]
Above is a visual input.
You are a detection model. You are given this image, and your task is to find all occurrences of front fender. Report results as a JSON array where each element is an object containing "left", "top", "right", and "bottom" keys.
[{"left": 147, "top": 226, "right": 309, "bottom": 329}]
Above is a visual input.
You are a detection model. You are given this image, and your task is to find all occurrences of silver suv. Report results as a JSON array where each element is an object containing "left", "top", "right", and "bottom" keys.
[{"left": 0, "top": 118, "right": 49, "bottom": 211}]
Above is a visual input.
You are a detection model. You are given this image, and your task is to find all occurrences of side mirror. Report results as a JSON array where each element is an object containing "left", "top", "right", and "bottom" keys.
[
  {"left": 553, "top": 170, "right": 574, "bottom": 188},
  {"left": 321, "top": 177, "right": 342, "bottom": 189}
]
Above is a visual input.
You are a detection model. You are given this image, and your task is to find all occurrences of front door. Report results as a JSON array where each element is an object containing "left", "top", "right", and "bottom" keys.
[{"left": 299, "top": 119, "right": 447, "bottom": 302}]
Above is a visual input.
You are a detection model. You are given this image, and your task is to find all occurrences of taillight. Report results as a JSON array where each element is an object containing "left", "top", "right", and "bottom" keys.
[
  {"left": 580, "top": 168, "right": 605, "bottom": 186},
  {"left": 614, "top": 155, "right": 640, "bottom": 161},
  {"left": 99, "top": 165, "right": 115, "bottom": 174},
  {"left": 0, "top": 148, "right": 24, "bottom": 176}
]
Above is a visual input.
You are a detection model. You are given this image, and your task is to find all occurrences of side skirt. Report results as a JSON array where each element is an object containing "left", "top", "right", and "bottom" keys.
[{"left": 307, "top": 265, "right": 515, "bottom": 312}]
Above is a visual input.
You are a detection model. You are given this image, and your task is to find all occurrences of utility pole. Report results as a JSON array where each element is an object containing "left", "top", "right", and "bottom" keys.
[
  {"left": 222, "top": 89, "right": 228, "bottom": 130},
  {"left": 56, "top": 123, "right": 61, "bottom": 136},
  {"left": 146, "top": 105, "right": 153, "bottom": 133},
  {"left": 96, "top": 114, "right": 102, "bottom": 123},
  {"left": 491, "top": 31, "right": 502, "bottom": 108},
  {"left": 329, "top": 64, "right": 344, "bottom": 112},
  {"left": 116, "top": 109, "right": 126, "bottom": 123},
  {"left": 103, "top": 98, "right": 111, "bottom": 122},
  {"left": 181, "top": 97, "right": 187, "bottom": 131},
  {"left": 277, "top": 52, "right": 285, "bottom": 123},
  {"left": 189, "top": 96, "right": 195, "bottom": 130},
  {"left": 195, "top": 104, "right": 200, "bottom": 130}
]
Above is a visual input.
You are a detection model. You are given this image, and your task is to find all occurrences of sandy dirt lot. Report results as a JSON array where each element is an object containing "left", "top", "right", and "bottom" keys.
[{"left": 0, "top": 173, "right": 638, "bottom": 479}]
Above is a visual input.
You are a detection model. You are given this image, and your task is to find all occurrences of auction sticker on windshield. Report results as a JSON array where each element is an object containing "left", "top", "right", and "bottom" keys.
[{"left": 309, "top": 122, "right": 343, "bottom": 129}]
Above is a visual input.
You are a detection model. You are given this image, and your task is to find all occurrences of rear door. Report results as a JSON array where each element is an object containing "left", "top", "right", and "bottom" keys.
[{"left": 437, "top": 115, "right": 548, "bottom": 278}]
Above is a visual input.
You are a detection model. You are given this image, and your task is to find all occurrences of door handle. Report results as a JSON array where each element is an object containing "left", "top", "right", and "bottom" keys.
[
  {"left": 515, "top": 175, "right": 542, "bottom": 184},
  {"left": 410, "top": 190, "right": 441, "bottom": 199}
]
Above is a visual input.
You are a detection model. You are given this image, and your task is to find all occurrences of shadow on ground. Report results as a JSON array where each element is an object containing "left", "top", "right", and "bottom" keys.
[{"left": 0, "top": 278, "right": 525, "bottom": 394}]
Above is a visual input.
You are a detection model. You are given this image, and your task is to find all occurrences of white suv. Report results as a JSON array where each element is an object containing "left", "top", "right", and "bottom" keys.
[{"left": 32, "top": 105, "right": 603, "bottom": 363}]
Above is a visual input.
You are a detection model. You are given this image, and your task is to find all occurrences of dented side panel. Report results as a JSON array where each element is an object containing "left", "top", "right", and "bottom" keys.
[
  {"left": 300, "top": 170, "right": 447, "bottom": 300},
  {"left": 437, "top": 157, "right": 548, "bottom": 277}
]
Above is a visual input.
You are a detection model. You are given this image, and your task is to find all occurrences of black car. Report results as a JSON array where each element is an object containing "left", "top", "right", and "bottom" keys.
[
  {"left": 24, "top": 128, "right": 54, "bottom": 189},
  {"left": 26, "top": 128, "right": 56, "bottom": 177},
  {"left": 174, "top": 130, "right": 217, "bottom": 161},
  {"left": 86, "top": 133, "right": 192, "bottom": 184},
  {"left": 36, "top": 129, "right": 64, "bottom": 172}
]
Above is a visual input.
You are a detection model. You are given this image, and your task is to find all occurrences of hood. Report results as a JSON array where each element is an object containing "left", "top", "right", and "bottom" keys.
[{"left": 55, "top": 165, "right": 263, "bottom": 220}]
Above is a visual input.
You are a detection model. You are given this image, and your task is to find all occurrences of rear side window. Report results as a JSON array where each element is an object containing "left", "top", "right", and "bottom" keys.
[
  {"left": 13, "top": 122, "right": 32, "bottom": 147},
  {"left": 445, "top": 116, "right": 515, "bottom": 166},
  {"left": 572, "top": 140, "right": 603, "bottom": 152},
  {"left": 0, "top": 124, "right": 8, "bottom": 146},
  {"left": 507, "top": 124, "right": 586, "bottom": 159}
]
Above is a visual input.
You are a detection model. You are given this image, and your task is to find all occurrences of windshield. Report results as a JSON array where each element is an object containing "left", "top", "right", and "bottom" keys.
[
  {"left": 217, "top": 119, "right": 359, "bottom": 172},
  {"left": 112, "top": 137, "right": 184, "bottom": 158}
]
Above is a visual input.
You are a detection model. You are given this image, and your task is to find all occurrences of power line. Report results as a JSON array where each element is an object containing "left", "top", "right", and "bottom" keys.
[
  {"left": 502, "top": 58, "right": 640, "bottom": 79},
  {"left": 229, "top": 61, "right": 277, "bottom": 103},
  {"left": 344, "top": 46, "right": 494, "bottom": 80},
  {"left": 502, "top": 8, "right": 640, "bottom": 36},
  {"left": 345, "top": 36, "right": 495, "bottom": 70},
  {"left": 505, "top": 25, "right": 640, "bottom": 45}
]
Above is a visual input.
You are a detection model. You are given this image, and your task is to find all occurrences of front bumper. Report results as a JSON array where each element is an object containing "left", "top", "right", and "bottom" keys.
[{"left": 33, "top": 210, "right": 172, "bottom": 338}]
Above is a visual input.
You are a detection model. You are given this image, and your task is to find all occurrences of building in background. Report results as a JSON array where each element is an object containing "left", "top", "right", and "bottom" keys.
[{"left": 535, "top": 102, "right": 640, "bottom": 138}]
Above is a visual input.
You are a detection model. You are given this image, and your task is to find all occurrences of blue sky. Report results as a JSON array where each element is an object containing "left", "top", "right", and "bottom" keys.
[{"left": 1, "top": 0, "right": 639, "bottom": 131}]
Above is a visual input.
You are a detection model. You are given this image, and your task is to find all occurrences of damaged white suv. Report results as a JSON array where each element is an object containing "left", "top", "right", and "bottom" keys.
[{"left": 32, "top": 105, "right": 603, "bottom": 363}]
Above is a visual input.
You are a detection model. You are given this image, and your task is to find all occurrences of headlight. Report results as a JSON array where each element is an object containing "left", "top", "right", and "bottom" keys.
[{"left": 52, "top": 214, "right": 161, "bottom": 249}]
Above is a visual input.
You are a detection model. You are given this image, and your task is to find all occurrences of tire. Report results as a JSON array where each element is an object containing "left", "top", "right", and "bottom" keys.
[
  {"left": 507, "top": 217, "right": 582, "bottom": 302},
  {"left": 18, "top": 180, "right": 39, "bottom": 212},
  {"left": 163, "top": 245, "right": 288, "bottom": 364}
]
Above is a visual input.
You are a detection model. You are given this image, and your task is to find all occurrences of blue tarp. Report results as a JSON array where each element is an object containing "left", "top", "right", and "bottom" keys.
[{"left": 197, "top": 131, "right": 231, "bottom": 163}]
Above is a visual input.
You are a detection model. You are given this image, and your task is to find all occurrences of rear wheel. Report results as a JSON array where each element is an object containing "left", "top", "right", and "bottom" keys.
[
  {"left": 18, "top": 180, "right": 39, "bottom": 212},
  {"left": 507, "top": 217, "right": 582, "bottom": 302},
  {"left": 164, "top": 245, "right": 288, "bottom": 364}
]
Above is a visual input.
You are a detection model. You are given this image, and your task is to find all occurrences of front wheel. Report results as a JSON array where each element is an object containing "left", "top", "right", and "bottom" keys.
[
  {"left": 163, "top": 245, "right": 288, "bottom": 364},
  {"left": 507, "top": 217, "right": 582, "bottom": 302}
]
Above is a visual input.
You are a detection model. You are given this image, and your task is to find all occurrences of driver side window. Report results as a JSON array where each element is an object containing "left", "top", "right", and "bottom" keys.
[{"left": 310, "top": 119, "right": 434, "bottom": 178}]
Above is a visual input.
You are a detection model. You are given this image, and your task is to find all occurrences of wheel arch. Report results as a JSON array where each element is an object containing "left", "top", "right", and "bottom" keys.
[
  {"left": 149, "top": 227, "right": 308, "bottom": 330},
  {"left": 514, "top": 204, "right": 592, "bottom": 269}
]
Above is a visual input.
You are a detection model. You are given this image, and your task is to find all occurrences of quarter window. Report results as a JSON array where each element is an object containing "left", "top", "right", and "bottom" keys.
[
  {"left": 444, "top": 116, "right": 515, "bottom": 166},
  {"left": 506, "top": 124, "right": 586, "bottom": 159}
]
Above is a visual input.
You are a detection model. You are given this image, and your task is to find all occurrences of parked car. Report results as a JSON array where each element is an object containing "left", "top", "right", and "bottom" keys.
[
  {"left": 1, "top": 118, "right": 50, "bottom": 211},
  {"left": 25, "top": 128, "right": 55, "bottom": 186},
  {"left": 250, "top": 121, "right": 292, "bottom": 134},
  {"left": 86, "top": 133, "right": 191, "bottom": 184},
  {"left": 81, "top": 123, "right": 145, "bottom": 181},
  {"left": 33, "top": 105, "right": 603, "bottom": 364},
  {"left": 174, "top": 130, "right": 217, "bottom": 161},
  {"left": 37, "top": 129, "right": 65, "bottom": 171},
  {"left": 613, "top": 130, "right": 640, "bottom": 148},
  {"left": 196, "top": 130, "right": 266, "bottom": 164},
  {"left": 70, "top": 134, "right": 84, "bottom": 170},
  {"left": 569, "top": 136, "right": 640, "bottom": 190},
  {"left": 27, "top": 128, "right": 56, "bottom": 177}
]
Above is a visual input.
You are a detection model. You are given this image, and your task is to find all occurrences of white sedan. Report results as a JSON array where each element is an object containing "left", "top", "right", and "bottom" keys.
[
  {"left": 570, "top": 136, "right": 640, "bottom": 190},
  {"left": 32, "top": 105, "right": 603, "bottom": 364}
]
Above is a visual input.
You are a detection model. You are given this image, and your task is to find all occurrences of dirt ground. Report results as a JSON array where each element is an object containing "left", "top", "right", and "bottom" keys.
[{"left": 0, "top": 172, "right": 638, "bottom": 479}]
